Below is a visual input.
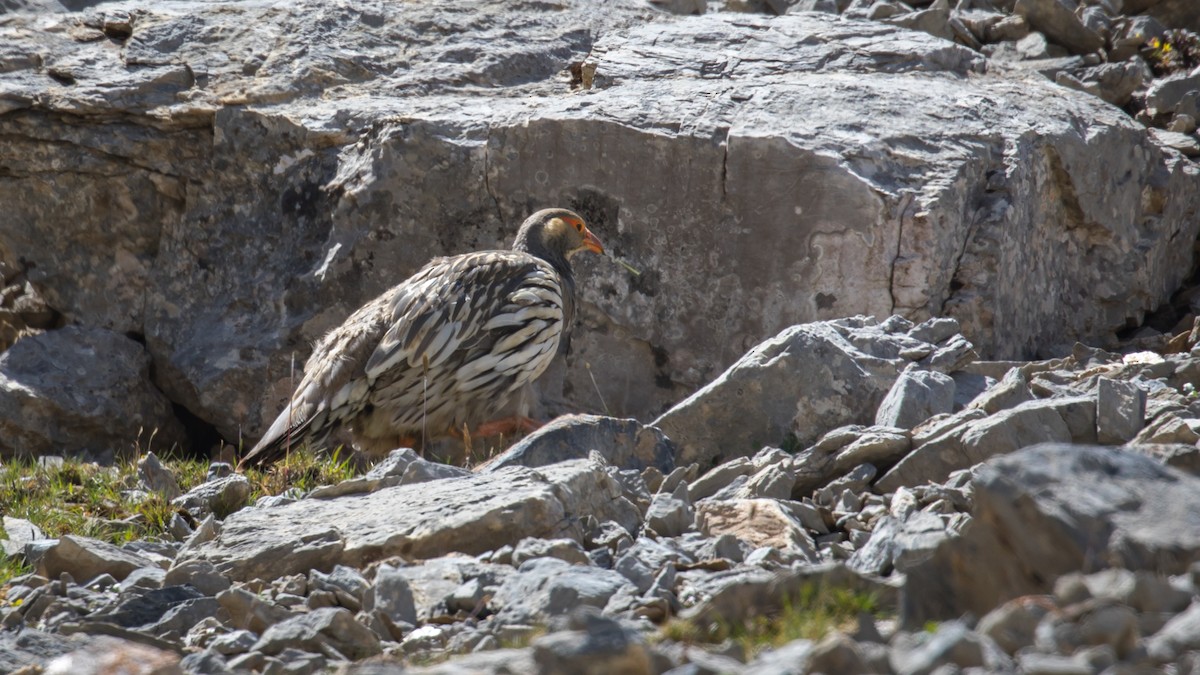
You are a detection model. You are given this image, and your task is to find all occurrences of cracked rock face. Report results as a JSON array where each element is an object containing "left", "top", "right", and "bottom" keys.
[{"left": 2, "top": 1, "right": 1197, "bottom": 446}]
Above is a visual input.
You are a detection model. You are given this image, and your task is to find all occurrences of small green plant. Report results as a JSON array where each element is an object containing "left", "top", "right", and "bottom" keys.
[
  {"left": 242, "top": 445, "right": 358, "bottom": 497},
  {"left": 0, "top": 447, "right": 363, "bottom": 589},
  {"left": 660, "top": 582, "right": 886, "bottom": 656},
  {"left": 1143, "top": 30, "right": 1200, "bottom": 76}
]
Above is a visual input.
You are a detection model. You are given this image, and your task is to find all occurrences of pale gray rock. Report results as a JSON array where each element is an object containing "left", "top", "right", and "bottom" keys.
[
  {"left": 967, "top": 367, "right": 1035, "bottom": 414},
  {"left": 178, "top": 459, "right": 639, "bottom": 582},
  {"left": 94, "top": 585, "right": 205, "bottom": 628},
  {"left": 655, "top": 319, "right": 908, "bottom": 467},
  {"left": 162, "top": 559, "right": 230, "bottom": 597},
  {"left": 308, "top": 448, "right": 419, "bottom": 499},
  {"left": 482, "top": 415, "right": 675, "bottom": 474},
  {"left": 492, "top": 557, "right": 635, "bottom": 625},
  {"left": 362, "top": 564, "right": 418, "bottom": 637},
  {"left": 253, "top": 606, "right": 381, "bottom": 661},
  {"left": 530, "top": 611, "right": 653, "bottom": 675},
  {"left": 137, "top": 452, "right": 181, "bottom": 500},
  {"left": 645, "top": 482, "right": 694, "bottom": 537},
  {"left": 1096, "top": 377, "right": 1146, "bottom": 445},
  {"left": 977, "top": 597, "right": 1052, "bottom": 655},
  {"left": 511, "top": 538, "right": 590, "bottom": 566},
  {"left": 1013, "top": 0, "right": 1104, "bottom": 54},
  {"left": 889, "top": 621, "right": 988, "bottom": 674},
  {"left": 172, "top": 474, "right": 251, "bottom": 520},
  {"left": 614, "top": 538, "right": 692, "bottom": 595},
  {"left": 877, "top": 395, "right": 1091, "bottom": 491},
  {"left": 215, "top": 586, "right": 297, "bottom": 634},
  {"left": 0, "top": 628, "right": 89, "bottom": 673},
  {"left": 309, "top": 565, "right": 369, "bottom": 612},
  {"left": 1147, "top": 600, "right": 1200, "bottom": 662},
  {"left": 40, "top": 535, "right": 157, "bottom": 584},
  {"left": 875, "top": 366, "right": 956, "bottom": 429},
  {"left": 365, "top": 557, "right": 509, "bottom": 624},
  {"left": 730, "top": 463, "right": 796, "bottom": 501},
  {"left": 2, "top": 516, "right": 44, "bottom": 559},
  {"left": 689, "top": 458, "right": 755, "bottom": 501},
  {"left": 831, "top": 427, "right": 911, "bottom": 475},
  {"left": 903, "top": 444, "right": 1200, "bottom": 626},
  {"left": 743, "top": 638, "right": 815, "bottom": 674},
  {"left": 0, "top": 327, "right": 185, "bottom": 458}
]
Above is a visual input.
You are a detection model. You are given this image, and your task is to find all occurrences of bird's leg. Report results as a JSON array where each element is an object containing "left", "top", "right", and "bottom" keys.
[{"left": 471, "top": 416, "right": 542, "bottom": 438}]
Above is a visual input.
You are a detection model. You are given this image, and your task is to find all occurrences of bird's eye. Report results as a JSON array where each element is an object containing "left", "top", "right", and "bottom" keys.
[{"left": 573, "top": 220, "right": 584, "bottom": 232}]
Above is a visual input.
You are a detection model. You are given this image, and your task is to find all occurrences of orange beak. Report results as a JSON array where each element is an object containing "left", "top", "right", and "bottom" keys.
[{"left": 582, "top": 227, "right": 604, "bottom": 254}]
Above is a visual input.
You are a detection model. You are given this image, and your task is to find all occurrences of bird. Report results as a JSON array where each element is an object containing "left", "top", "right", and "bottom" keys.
[{"left": 238, "top": 208, "right": 604, "bottom": 469}]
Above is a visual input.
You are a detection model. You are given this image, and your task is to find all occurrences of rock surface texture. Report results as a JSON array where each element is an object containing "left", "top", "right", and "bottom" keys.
[
  {"left": 6, "top": 0, "right": 1200, "bottom": 673},
  {"left": 2, "top": 0, "right": 1199, "bottom": 452}
]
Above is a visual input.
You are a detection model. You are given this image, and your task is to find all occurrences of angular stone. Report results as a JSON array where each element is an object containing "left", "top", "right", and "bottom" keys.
[
  {"left": 40, "top": 535, "right": 158, "bottom": 584},
  {"left": 977, "top": 597, "right": 1052, "bottom": 655},
  {"left": 1146, "top": 601, "right": 1200, "bottom": 662},
  {"left": 511, "top": 538, "right": 590, "bottom": 566},
  {"left": 967, "top": 367, "right": 1035, "bottom": 415},
  {"left": 253, "top": 606, "right": 381, "bottom": 661},
  {"left": 162, "top": 559, "right": 231, "bottom": 597},
  {"left": 831, "top": 427, "right": 911, "bottom": 475},
  {"left": 363, "top": 563, "right": 418, "bottom": 637},
  {"left": 0, "top": 327, "right": 185, "bottom": 458},
  {"left": 903, "top": 444, "right": 1200, "bottom": 627},
  {"left": 88, "top": 585, "right": 205, "bottom": 630},
  {"left": 892, "top": 620, "right": 1002, "bottom": 673},
  {"left": 875, "top": 366, "right": 956, "bottom": 429},
  {"left": 481, "top": 414, "right": 675, "bottom": 474},
  {"left": 655, "top": 320, "right": 906, "bottom": 468},
  {"left": 215, "top": 586, "right": 297, "bottom": 634},
  {"left": 178, "top": 459, "right": 639, "bottom": 582},
  {"left": 137, "top": 452, "right": 181, "bottom": 500},
  {"left": 2, "top": 516, "right": 44, "bottom": 559},
  {"left": 876, "top": 397, "right": 1073, "bottom": 491},
  {"left": 689, "top": 458, "right": 755, "bottom": 501},
  {"left": 172, "top": 474, "right": 251, "bottom": 520},
  {"left": 645, "top": 482, "right": 694, "bottom": 537},
  {"left": 1096, "top": 377, "right": 1146, "bottom": 445},
  {"left": 531, "top": 611, "right": 653, "bottom": 675},
  {"left": 492, "top": 558, "right": 635, "bottom": 625},
  {"left": 695, "top": 499, "right": 818, "bottom": 561},
  {"left": 0, "top": 629, "right": 89, "bottom": 673},
  {"left": 1014, "top": 0, "right": 1104, "bottom": 54}
]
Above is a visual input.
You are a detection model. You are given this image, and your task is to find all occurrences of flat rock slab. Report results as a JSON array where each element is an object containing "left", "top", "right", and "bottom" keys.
[
  {"left": 178, "top": 460, "right": 639, "bottom": 582},
  {"left": 903, "top": 443, "right": 1200, "bottom": 627}
]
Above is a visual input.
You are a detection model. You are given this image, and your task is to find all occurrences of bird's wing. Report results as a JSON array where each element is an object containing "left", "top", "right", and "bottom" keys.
[{"left": 363, "top": 251, "right": 555, "bottom": 382}]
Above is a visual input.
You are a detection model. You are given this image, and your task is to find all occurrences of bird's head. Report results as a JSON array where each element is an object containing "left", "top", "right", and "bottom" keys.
[{"left": 514, "top": 208, "right": 604, "bottom": 263}]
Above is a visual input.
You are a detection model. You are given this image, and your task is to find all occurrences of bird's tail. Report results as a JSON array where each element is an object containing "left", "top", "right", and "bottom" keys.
[{"left": 237, "top": 395, "right": 328, "bottom": 470}]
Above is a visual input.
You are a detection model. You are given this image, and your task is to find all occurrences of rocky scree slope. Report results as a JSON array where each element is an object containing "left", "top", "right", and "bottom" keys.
[
  {"left": 1, "top": 0, "right": 1199, "bottom": 457},
  {"left": 5, "top": 316, "right": 1200, "bottom": 674}
]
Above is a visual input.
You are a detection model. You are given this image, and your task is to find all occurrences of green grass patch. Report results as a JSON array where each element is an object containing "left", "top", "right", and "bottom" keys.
[
  {"left": 0, "top": 446, "right": 362, "bottom": 589},
  {"left": 660, "top": 582, "right": 886, "bottom": 656}
]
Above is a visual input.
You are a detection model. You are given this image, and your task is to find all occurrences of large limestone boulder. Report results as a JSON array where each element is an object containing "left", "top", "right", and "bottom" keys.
[{"left": 0, "top": 2, "right": 1196, "bottom": 447}]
